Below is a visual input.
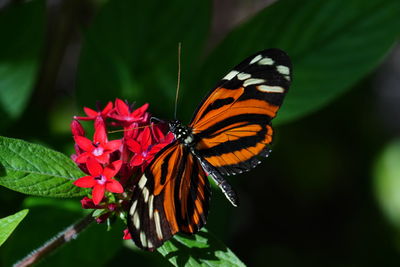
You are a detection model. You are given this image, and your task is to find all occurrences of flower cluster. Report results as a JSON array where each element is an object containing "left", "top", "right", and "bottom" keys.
[{"left": 71, "top": 99, "right": 173, "bottom": 237}]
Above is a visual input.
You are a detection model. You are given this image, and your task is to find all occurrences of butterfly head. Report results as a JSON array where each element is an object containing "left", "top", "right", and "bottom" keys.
[{"left": 169, "top": 120, "right": 194, "bottom": 145}]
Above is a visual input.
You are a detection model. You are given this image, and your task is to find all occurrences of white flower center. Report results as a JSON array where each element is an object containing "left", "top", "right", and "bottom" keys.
[
  {"left": 92, "top": 147, "right": 104, "bottom": 156},
  {"left": 96, "top": 175, "right": 107, "bottom": 185}
]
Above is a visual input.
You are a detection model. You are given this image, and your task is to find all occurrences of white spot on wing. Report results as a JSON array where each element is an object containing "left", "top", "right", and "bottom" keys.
[
  {"left": 257, "top": 85, "right": 285, "bottom": 93},
  {"left": 147, "top": 240, "right": 154, "bottom": 249},
  {"left": 243, "top": 78, "right": 266, "bottom": 87},
  {"left": 140, "top": 231, "right": 147, "bottom": 247},
  {"left": 138, "top": 175, "right": 147, "bottom": 189},
  {"left": 129, "top": 200, "right": 138, "bottom": 215},
  {"left": 148, "top": 195, "right": 154, "bottom": 220},
  {"left": 154, "top": 210, "right": 163, "bottom": 240},
  {"left": 143, "top": 187, "right": 149, "bottom": 203},
  {"left": 277, "top": 65, "right": 290, "bottom": 75},
  {"left": 223, "top": 70, "right": 239, "bottom": 80},
  {"left": 237, "top": 72, "right": 251, "bottom": 80},
  {"left": 250, "top": 54, "right": 262, "bottom": 64},
  {"left": 258, "top": 57, "right": 274, "bottom": 65}
]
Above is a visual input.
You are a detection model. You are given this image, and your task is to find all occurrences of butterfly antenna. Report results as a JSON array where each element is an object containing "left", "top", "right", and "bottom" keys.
[
  {"left": 108, "top": 125, "right": 151, "bottom": 134},
  {"left": 174, "top": 42, "right": 182, "bottom": 119}
]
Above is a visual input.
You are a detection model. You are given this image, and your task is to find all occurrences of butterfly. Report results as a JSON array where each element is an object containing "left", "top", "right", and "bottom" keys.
[{"left": 127, "top": 48, "right": 292, "bottom": 250}]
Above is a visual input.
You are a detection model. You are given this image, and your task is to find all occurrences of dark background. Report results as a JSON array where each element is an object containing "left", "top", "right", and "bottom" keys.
[{"left": 1, "top": 0, "right": 400, "bottom": 266}]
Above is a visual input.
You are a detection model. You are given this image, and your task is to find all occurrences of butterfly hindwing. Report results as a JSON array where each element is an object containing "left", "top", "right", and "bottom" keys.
[
  {"left": 190, "top": 48, "right": 291, "bottom": 176},
  {"left": 127, "top": 142, "right": 211, "bottom": 250}
]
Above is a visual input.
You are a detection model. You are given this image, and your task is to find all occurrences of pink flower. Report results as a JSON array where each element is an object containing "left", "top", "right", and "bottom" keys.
[
  {"left": 74, "top": 158, "right": 124, "bottom": 205},
  {"left": 74, "top": 118, "right": 122, "bottom": 164},
  {"left": 74, "top": 101, "right": 113, "bottom": 121},
  {"left": 109, "top": 99, "right": 149, "bottom": 126}
]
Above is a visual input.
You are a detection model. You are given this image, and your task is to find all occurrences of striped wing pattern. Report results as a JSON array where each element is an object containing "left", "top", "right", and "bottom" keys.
[
  {"left": 128, "top": 48, "right": 291, "bottom": 250},
  {"left": 190, "top": 48, "right": 291, "bottom": 176},
  {"left": 127, "top": 142, "right": 211, "bottom": 250}
]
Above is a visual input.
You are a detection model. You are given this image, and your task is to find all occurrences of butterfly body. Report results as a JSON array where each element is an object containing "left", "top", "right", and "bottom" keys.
[
  {"left": 169, "top": 120, "right": 195, "bottom": 146},
  {"left": 128, "top": 48, "right": 292, "bottom": 250}
]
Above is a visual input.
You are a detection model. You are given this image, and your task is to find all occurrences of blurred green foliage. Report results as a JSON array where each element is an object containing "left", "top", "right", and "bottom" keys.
[
  {"left": 0, "top": 0, "right": 400, "bottom": 266},
  {"left": 374, "top": 140, "right": 400, "bottom": 231},
  {"left": 0, "top": 209, "right": 28, "bottom": 247}
]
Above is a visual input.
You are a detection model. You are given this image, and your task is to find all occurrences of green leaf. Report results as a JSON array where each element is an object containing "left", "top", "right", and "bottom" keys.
[
  {"left": 0, "top": 1, "right": 45, "bottom": 120},
  {"left": 77, "top": 0, "right": 211, "bottom": 119},
  {"left": 0, "top": 136, "right": 88, "bottom": 197},
  {"left": 193, "top": 0, "right": 400, "bottom": 125},
  {"left": 374, "top": 139, "right": 400, "bottom": 230},
  {"left": 0, "top": 209, "right": 29, "bottom": 247},
  {"left": 157, "top": 229, "right": 246, "bottom": 267}
]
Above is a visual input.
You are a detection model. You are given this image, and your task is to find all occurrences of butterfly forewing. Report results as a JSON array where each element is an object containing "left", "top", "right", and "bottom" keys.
[
  {"left": 190, "top": 49, "right": 291, "bottom": 175},
  {"left": 127, "top": 142, "right": 211, "bottom": 250}
]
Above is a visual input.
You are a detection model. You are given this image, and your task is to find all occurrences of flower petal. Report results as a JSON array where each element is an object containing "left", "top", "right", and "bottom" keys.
[
  {"left": 123, "top": 228, "right": 132, "bottom": 240},
  {"left": 83, "top": 107, "right": 98, "bottom": 117},
  {"left": 80, "top": 196, "right": 97, "bottom": 209},
  {"left": 164, "top": 132, "right": 175, "bottom": 143},
  {"left": 104, "top": 160, "right": 122, "bottom": 178},
  {"left": 130, "top": 155, "right": 144, "bottom": 166},
  {"left": 148, "top": 143, "right": 166, "bottom": 156},
  {"left": 126, "top": 139, "right": 142, "bottom": 154},
  {"left": 94, "top": 117, "right": 107, "bottom": 143},
  {"left": 140, "top": 127, "right": 152, "bottom": 149},
  {"left": 75, "top": 152, "right": 91, "bottom": 163},
  {"left": 74, "top": 136, "right": 94, "bottom": 151},
  {"left": 104, "top": 139, "right": 122, "bottom": 152},
  {"left": 101, "top": 101, "right": 113, "bottom": 116},
  {"left": 105, "top": 179, "right": 124, "bottom": 193},
  {"left": 123, "top": 123, "right": 139, "bottom": 140},
  {"left": 115, "top": 98, "right": 130, "bottom": 116},
  {"left": 95, "top": 153, "right": 110, "bottom": 164},
  {"left": 73, "top": 176, "right": 96, "bottom": 188},
  {"left": 92, "top": 184, "right": 106, "bottom": 205},
  {"left": 86, "top": 157, "right": 103, "bottom": 176},
  {"left": 131, "top": 103, "right": 149, "bottom": 117},
  {"left": 71, "top": 120, "right": 85, "bottom": 137}
]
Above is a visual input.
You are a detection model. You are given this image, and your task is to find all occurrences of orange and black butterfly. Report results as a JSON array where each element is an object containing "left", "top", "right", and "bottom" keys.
[{"left": 127, "top": 48, "right": 292, "bottom": 250}]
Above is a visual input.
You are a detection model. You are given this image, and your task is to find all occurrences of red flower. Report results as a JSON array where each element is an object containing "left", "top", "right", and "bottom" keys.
[
  {"left": 74, "top": 118, "right": 122, "bottom": 164},
  {"left": 126, "top": 126, "right": 174, "bottom": 171},
  {"left": 152, "top": 123, "right": 175, "bottom": 146},
  {"left": 123, "top": 228, "right": 132, "bottom": 240},
  {"left": 110, "top": 99, "right": 149, "bottom": 126},
  {"left": 126, "top": 127, "right": 157, "bottom": 171},
  {"left": 80, "top": 196, "right": 100, "bottom": 209},
  {"left": 71, "top": 120, "right": 85, "bottom": 137},
  {"left": 74, "top": 101, "right": 113, "bottom": 121},
  {"left": 74, "top": 158, "right": 124, "bottom": 205}
]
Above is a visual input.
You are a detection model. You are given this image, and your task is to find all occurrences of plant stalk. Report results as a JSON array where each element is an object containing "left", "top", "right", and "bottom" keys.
[{"left": 13, "top": 213, "right": 94, "bottom": 267}]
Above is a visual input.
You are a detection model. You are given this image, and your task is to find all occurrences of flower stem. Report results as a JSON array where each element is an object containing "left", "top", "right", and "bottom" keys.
[{"left": 13, "top": 213, "right": 94, "bottom": 267}]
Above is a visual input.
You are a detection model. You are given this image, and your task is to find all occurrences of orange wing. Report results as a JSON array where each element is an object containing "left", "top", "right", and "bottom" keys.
[
  {"left": 127, "top": 142, "right": 211, "bottom": 250},
  {"left": 190, "top": 48, "right": 292, "bottom": 176}
]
